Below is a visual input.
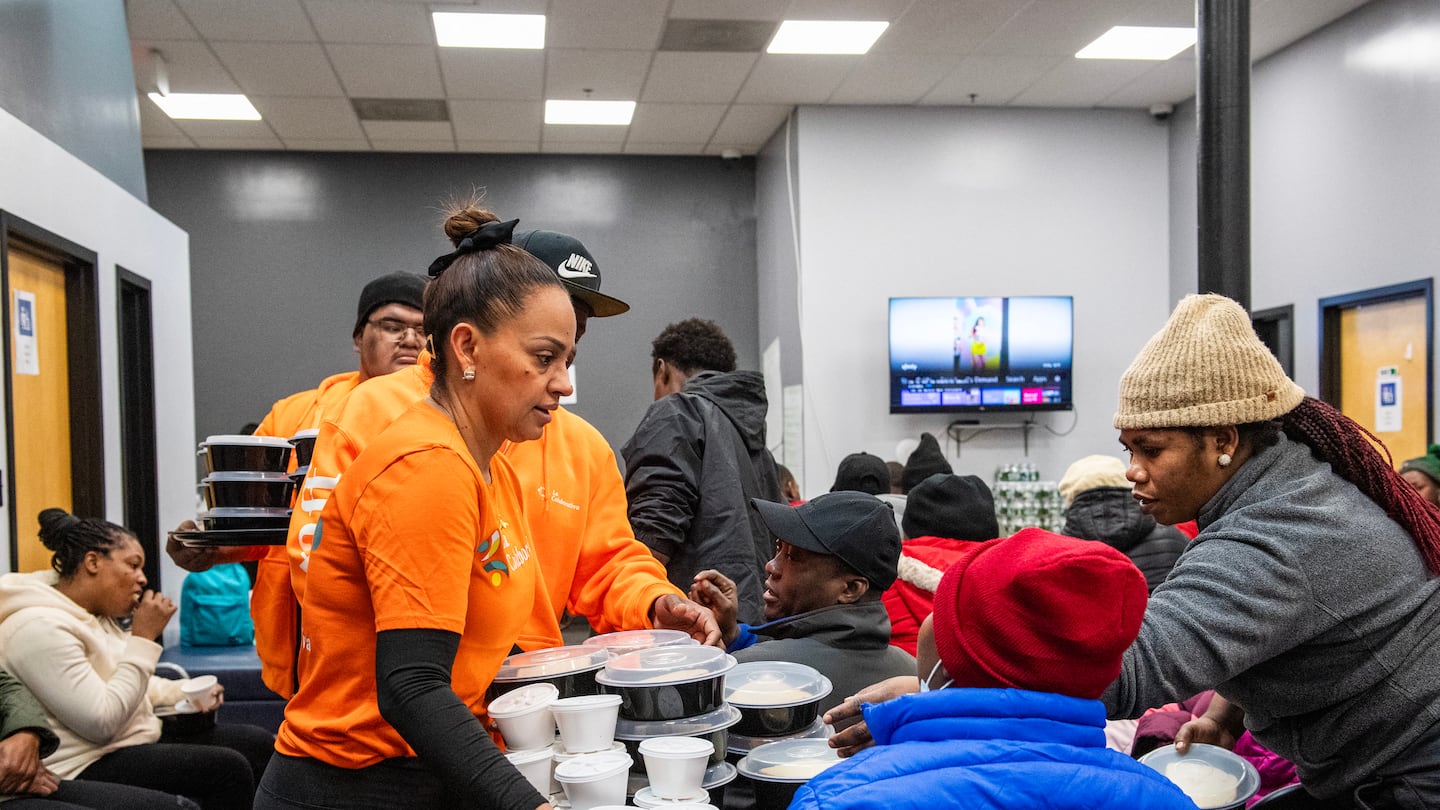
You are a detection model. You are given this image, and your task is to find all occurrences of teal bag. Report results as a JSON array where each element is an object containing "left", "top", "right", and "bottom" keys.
[{"left": 180, "top": 564, "right": 255, "bottom": 647}]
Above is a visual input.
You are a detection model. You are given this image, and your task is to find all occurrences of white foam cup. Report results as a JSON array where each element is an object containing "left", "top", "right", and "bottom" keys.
[
  {"left": 503, "top": 745, "right": 555, "bottom": 795},
  {"left": 639, "top": 736, "right": 714, "bottom": 799},
  {"left": 554, "top": 751, "right": 632, "bottom": 810},
  {"left": 550, "top": 693, "right": 622, "bottom": 754},
  {"left": 181, "top": 675, "right": 220, "bottom": 712},
  {"left": 488, "top": 682, "right": 559, "bottom": 751}
]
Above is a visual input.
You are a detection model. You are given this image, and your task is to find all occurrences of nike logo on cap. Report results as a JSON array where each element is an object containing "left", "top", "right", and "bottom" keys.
[{"left": 556, "top": 253, "right": 597, "bottom": 279}]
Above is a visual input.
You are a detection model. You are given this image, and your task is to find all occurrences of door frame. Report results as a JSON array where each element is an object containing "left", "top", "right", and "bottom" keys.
[
  {"left": 1319, "top": 278, "right": 1434, "bottom": 442},
  {"left": 1251, "top": 303, "right": 1294, "bottom": 379},
  {"left": 0, "top": 211, "right": 104, "bottom": 567},
  {"left": 118, "top": 267, "right": 161, "bottom": 588}
]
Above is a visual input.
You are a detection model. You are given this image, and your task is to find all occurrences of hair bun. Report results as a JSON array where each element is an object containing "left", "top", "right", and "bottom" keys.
[
  {"left": 443, "top": 206, "right": 500, "bottom": 246},
  {"left": 37, "top": 508, "right": 81, "bottom": 551}
]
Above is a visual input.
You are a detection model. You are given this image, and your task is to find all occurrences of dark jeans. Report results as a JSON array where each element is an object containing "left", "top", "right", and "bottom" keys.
[
  {"left": 77, "top": 723, "right": 275, "bottom": 810},
  {"left": 254, "top": 754, "right": 464, "bottom": 810},
  {"left": 6, "top": 779, "right": 200, "bottom": 810}
]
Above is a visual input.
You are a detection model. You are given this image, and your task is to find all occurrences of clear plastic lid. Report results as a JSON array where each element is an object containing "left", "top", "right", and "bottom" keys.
[
  {"left": 613, "top": 703, "right": 740, "bottom": 740},
  {"left": 199, "top": 434, "right": 292, "bottom": 449},
  {"left": 200, "top": 507, "right": 292, "bottom": 518},
  {"left": 637, "top": 736, "right": 713, "bottom": 759},
  {"left": 290, "top": 429, "right": 319, "bottom": 441},
  {"left": 494, "top": 646, "right": 608, "bottom": 682},
  {"left": 702, "top": 760, "right": 736, "bottom": 790},
  {"left": 595, "top": 646, "right": 735, "bottom": 687},
  {"left": 1138, "top": 743, "right": 1260, "bottom": 809},
  {"left": 724, "top": 661, "right": 833, "bottom": 708},
  {"left": 736, "top": 739, "right": 840, "bottom": 783},
  {"left": 202, "top": 471, "right": 294, "bottom": 483},
  {"left": 487, "top": 682, "right": 558, "bottom": 719},
  {"left": 727, "top": 718, "right": 830, "bottom": 755},
  {"left": 553, "top": 751, "right": 632, "bottom": 783},
  {"left": 580, "top": 629, "right": 697, "bottom": 658}
]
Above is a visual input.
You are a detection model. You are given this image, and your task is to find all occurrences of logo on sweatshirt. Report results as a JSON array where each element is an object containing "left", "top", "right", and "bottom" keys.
[{"left": 555, "top": 253, "right": 597, "bottom": 279}]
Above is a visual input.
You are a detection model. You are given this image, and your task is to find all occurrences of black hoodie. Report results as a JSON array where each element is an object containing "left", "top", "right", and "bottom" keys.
[
  {"left": 1061, "top": 486, "right": 1190, "bottom": 593},
  {"left": 622, "top": 370, "right": 783, "bottom": 624}
]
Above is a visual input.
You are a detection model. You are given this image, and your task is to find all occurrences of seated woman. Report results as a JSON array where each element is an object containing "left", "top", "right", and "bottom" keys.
[
  {"left": 255, "top": 206, "right": 574, "bottom": 810},
  {"left": 0, "top": 509, "right": 275, "bottom": 810}
]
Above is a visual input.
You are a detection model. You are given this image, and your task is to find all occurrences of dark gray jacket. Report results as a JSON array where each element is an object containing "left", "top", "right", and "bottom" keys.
[
  {"left": 735, "top": 601, "right": 916, "bottom": 726},
  {"left": 1104, "top": 435, "right": 1440, "bottom": 798},
  {"left": 1062, "top": 486, "right": 1190, "bottom": 592},
  {"left": 622, "top": 370, "right": 782, "bottom": 624}
]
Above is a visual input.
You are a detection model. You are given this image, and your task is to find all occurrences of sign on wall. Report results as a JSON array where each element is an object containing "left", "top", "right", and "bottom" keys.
[{"left": 14, "top": 289, "right": 39, "bottom": 375}]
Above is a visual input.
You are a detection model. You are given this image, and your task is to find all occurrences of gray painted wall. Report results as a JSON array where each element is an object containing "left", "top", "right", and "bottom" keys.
[
  {"left": 142, "top": 150, "right": 758, "bottom": 451},
  {"left": 1168, "top": 0, "right": 1440, "bottom": 429},
  {"left": 0, "top": 0, "right": 147, "bottom": 201}
]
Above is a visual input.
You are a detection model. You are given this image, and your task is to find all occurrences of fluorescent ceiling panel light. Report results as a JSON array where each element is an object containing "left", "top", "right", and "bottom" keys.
[
  {"left": 433, "top": 12, "right": 545, "bottom": 49},
  {"left": 545, "top": 100, "right": 635, "bottom": 126},
  {"left": 1076, "top": 26, "right": 1196, "bottom": 60},
  {"left": 767, "top": 20, "right": 889, "bottom": 55},
  {"left": 147, "top": 92, "right": 261, "bottom": 120}
]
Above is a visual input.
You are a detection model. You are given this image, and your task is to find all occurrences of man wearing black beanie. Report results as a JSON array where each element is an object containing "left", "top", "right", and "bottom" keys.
[{"left": 901, "top": 432, "right": 953, "bottom": 493}]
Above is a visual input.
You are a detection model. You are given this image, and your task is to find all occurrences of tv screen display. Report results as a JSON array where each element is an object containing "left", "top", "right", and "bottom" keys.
[{"left": 889, "top": 296, "right": 1074, "bottom": 414}]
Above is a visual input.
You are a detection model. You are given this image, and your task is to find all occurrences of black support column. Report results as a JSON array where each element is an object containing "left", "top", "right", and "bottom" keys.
[{"left": 1196, "top": 0, "right": 1251, "bottom": 309}]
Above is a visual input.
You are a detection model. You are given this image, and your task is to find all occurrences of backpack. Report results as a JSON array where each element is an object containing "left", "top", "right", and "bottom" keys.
[{"left": 180, "top": 564, "right": 255, "bottom": 647}]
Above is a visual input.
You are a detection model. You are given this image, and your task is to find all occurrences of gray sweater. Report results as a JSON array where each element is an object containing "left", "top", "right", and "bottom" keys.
[{"left": 1104, "top": 435, "right": 1440, "bottom": 798}]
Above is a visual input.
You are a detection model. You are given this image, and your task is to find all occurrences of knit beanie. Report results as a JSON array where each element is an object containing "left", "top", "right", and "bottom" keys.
[
  {"left": 1114, "top": 294, "right": 1304, "bottom": 429},
  {"left": 1058, "top": 455, "right": 1131, "bottom": 508},
  {"left": 1401, "top": 445, "right": 1440, "bottom": 486},
  {"left": 831, "top": 452, "right": 891, "bottom": 495},
  {"left": 902, "top": 432, "right": 953, "bottom": 493},
  {"left": 902, "top": 473, "right": 998, "bottom": 541},
  {"left": 353, "top": 272, "right": 428, "bottom": 337},
  {"left": 930, "top": 527, "right": 1148, "bottom": 699}
]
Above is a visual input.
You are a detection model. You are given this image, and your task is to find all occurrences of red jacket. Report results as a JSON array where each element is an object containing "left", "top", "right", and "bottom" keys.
[{"left": 882, "top": 536, "right": 981, "bottom": 656}]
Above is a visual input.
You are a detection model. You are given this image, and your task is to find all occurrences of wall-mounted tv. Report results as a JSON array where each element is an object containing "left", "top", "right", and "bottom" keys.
[{"left": 889, "top": 296, "right": 1074, "bottom": 414}]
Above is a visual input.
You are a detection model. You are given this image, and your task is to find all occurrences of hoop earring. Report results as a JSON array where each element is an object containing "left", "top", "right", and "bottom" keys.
[
  {"left": 1218, "top": 453, "right": 1232, "bottom": 468},
  {"left": 462, "top": 367, "right": 475, "bottom": 381}
]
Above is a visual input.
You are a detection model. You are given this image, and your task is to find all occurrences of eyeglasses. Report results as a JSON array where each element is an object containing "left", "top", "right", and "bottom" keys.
[{"left": 368, "top": 317, "right": 424, "bottom": 340}]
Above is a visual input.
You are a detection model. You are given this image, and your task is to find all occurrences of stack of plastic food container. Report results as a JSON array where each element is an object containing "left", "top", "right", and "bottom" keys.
[
  {"left": 176, "top": 435, "right": 296, "bottom": 548},
  {"left": 721, "top": 662, "right": 835, "bottom": 809},
  {"left": 594, "top": 643, "right": 739, "bottom": 807},
  {"left": 734, "top": 738, "right": 842, "bottom": 810}
]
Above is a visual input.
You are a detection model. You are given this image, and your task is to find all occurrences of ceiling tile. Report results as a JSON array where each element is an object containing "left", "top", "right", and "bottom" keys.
[
  {"left": 127, "top": 0, "right": 200, "bottom": 40},
  {"left": 735, "top": 55, "right": 854, "bottom": 104},
  {"left": 190, "top": 135, "right": 286, "bottom": 149},
  {"left": 456, "top": 140, "right": 544, "bottom": 153},
  {"left": 1010, "top": 58, "right": 1155, "bottom": 108},
  {"left": 251, "top": 97, "right": 365, "bottom": 139},
  {"left": 871, "top": 0, "right": 1030, "bottom": 56},
  {"left": 710, "top": 104, "right": 791, "bottom": 148},
  {"left": 541, "top": 124, "right": 629, "bottom": 144},
  {"left": 449, "top": 100, "right": 544, "bottom": 141},
  {"left": 174, "top": 0, "right": 315, "bottom": 42},
  {"left": 1100, "top": 57, "right": 1197, "bottom": 107},
  {"left": 976, "top": 0, "right": 1139, "bottom": 58},
  {"left": 540, "top": 141, "right": 625, "bottom": 154},
  {"left": 139, "top": 39, "right": 241, "bottom": 93},
  {"left": 370, "top": 140, "right": 455, "bottom": 152},
  {"left": 361, "top": 120, "right": 455, "bottom": 140},
  {"left": 668, "top": 0, "right": 783, "bottom": 21},
  {"left": 546, "top": 0, "right": 669, "bottom": 49},
  {"left": 641, "top": 52, "right": 757, "bottom": 103},
  {"left": 828, "top": 52, "right": 964, "bottom": 104},
  {"left": 139, "top": 97, "right": 190, "bottom": 137},
  {"left": 624, "top": 142, "right": 709, "bottom": 154},
  {"left": 143, "top": 136, "right": 197, "bottom": 149},
  {"left": 303, "top": 0, "right": 433, "bottom": 44},
  {"left": 704, "top": 144, "right": 754, "bottom": 156},
  {"left": 173, "top": 118, "right": 277, "bottom": 139},
  {"left": 921, "top": 55, "right": 1063, "bottom": 105},
  {"left": 280, "top": 138, "right": 373, "bottom": 151},
  {"left": 545, "top": 50, "right": 652, "bottom": 99},
  {"left": 328, "top": 44, "right": 444, "bottom": 98},
  {"left": 439, "top": 50, "right": 545, "bottom": 100},
  {"left": 627, "top": 103, "right": 727, "bottom": 143},
  {"left": 211, "top": 42, "right": 344, "bottom": 96},
  {"left": 782, "top": 0, "right": 912, "bottom": 21}
]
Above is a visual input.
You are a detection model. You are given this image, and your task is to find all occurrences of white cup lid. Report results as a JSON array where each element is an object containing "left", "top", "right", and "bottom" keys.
[
  {"left": 553, "top": 751, "right": 632, "bottom": 783},
  {"left": 638, "top": 736, "right": 714, "bottom": 759},
  {"left": 503, "top": 745, "right": 554, "bottom": 765},
  {"left": 200, "top": 434, "right": 292, "bottom": 449},
  {"left": 488, "top": 682, "right": 559, "bottom": 718},
  {"left": 550, "top": 693, "right": 621, "bottom": 713}
]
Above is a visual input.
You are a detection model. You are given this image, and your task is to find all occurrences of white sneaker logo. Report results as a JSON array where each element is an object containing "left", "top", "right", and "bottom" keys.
[{"left": 556, "top": 253, "right": 597, "bottom": 279}]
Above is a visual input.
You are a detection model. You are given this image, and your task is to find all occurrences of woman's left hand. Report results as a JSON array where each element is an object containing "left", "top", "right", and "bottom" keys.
[{"left": 649, "top": 594, "right": 722, "bottom": 648}]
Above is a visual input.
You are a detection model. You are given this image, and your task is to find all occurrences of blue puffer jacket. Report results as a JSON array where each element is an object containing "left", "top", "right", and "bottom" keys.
[{"left": 790, "top": 689, "right": 1198, "bottom": 810}]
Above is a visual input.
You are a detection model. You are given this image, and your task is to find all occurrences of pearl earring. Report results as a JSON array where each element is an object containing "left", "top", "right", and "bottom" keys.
[
  {"left": 1218, "top": 453, "right": 1232, "bottom": 468},
  {"left": 462, "top": 366, "right": 475, "bottom": 381}
]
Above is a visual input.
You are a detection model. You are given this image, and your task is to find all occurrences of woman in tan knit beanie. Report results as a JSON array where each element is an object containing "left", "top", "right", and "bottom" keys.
[{"left": 1105, "top": 293, "right": 1440, "bottom": 809}]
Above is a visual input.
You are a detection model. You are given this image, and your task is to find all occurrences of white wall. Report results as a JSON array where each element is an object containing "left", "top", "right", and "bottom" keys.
[
  {"left": 769, "top": 106, "right": 1171, "bottom": 495},
  {"left": 0, "top": 107, "right": 194, "bottom": 635}
]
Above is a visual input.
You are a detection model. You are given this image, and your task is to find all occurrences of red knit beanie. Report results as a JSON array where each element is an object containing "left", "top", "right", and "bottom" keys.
[{"left": 930, "top": 527, "right": 1148, "bottom": 699}]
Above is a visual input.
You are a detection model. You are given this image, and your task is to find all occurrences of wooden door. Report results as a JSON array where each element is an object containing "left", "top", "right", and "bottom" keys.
[
  {"left": 1337, "top": 296, "right": 1429, "bottom": 465},
  {"left": 8, "top": 247, "right": 72, "bottom": 572}
]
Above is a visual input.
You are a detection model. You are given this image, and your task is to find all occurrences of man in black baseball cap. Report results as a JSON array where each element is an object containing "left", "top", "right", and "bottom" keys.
[{"left": 690, "top": 491, "right": 916, "bottom": 726}]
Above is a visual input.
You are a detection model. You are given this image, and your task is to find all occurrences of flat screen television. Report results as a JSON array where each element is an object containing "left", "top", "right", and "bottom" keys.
[{"left": 889, "top": 296, "right": 1074, "bottom": 414}]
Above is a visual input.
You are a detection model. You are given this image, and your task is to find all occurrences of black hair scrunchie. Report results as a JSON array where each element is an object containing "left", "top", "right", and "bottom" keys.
[{"left": 427, "top": 218, "right": 520, "bottom": 278}]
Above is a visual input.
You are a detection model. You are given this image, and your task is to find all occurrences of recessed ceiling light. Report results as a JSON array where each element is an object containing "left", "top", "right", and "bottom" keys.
[
  {"left": 767, "top": 20, "right": 889, "bottom": 55},
  {"left": 433, "top": 12, "right": 545, "bottom": 49},
  {"left": 147, "top": 93, "right": 261, "bottom": 120},
  {"left": 544, "top": 100, "right": 636, "bottom": 126},
  {"left": 1076, "top": 26, "right": 1196, "bottom": 60}
]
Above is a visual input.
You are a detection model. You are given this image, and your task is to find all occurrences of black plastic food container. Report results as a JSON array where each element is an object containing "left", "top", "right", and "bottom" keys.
[
  {"left": 201, "top": 472, "right": 295, "bottom": 509},
  {"left": 199, "top": 508, "right": 292, "bottom": 531},
  {"left": 615, "top": 703, "right": 741, "bottom": 775},
  {"left": 487, "top": 646, "right": 606, "bottom": 703},
  {"left": 198, "top": 435, "right": 293, "bottom": 474},
  {"left": 596, "top": 646, "right": 736, "bottom": 723},
  {"left": 725, "top": 661, "right": 833, "bottom": 737},
  {"left": 290, "top": 429, "right": 319, "bottom": 468}
]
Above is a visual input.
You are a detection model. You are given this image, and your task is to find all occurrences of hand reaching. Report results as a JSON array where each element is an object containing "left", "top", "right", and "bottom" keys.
[
  {"left": 688, "top": 569, "right": 739, "bottom": 646},
  {"left": 649, "top": 594, "right": 722, "bottom": 648},
  {"left": 821, "top": 675, "right": 920, "bottom": 757}
]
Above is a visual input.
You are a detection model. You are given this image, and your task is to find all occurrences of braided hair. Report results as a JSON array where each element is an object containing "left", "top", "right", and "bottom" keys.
[
  {"left": 1281, "top": 398, "right": 1440, "bottom": 573},
  {"left": 36, "top": 508, "right": 131, "bottom": 578}
]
